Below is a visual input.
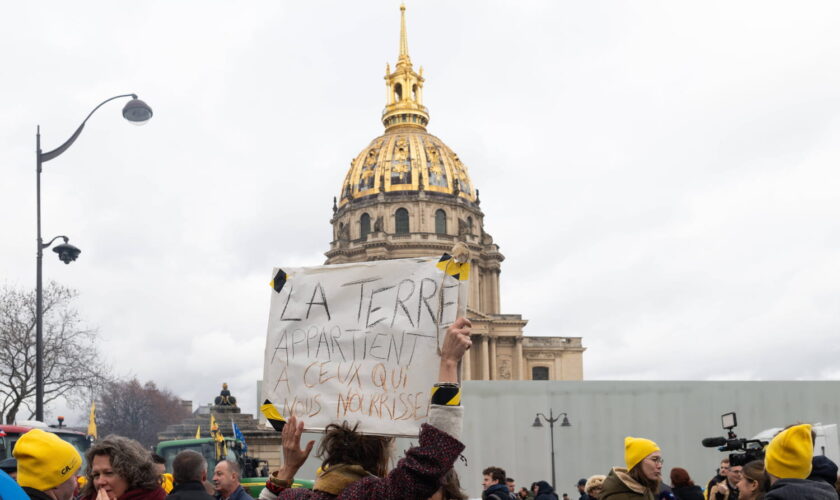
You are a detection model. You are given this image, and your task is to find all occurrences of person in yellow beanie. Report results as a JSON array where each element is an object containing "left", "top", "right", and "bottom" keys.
[
  {"left": 13, "top": 428, "right": 82, "bottom": 500},
  {"left": 599, "top": 436, "right": 662, "bottom": 500},
  {"left": 764, "top": 424, "right": 835, "bottom": 499}
]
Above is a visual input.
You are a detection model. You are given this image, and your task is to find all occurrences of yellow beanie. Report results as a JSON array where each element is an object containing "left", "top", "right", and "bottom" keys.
[
  {"left": 624, "top": 436, "right": 660, "bottom": 470},
  {"left": 765, "top": 424, "right": 813, "bottom": 479},
  {"left": 14, "top": 429, "right": 82, "bottom": 491}
]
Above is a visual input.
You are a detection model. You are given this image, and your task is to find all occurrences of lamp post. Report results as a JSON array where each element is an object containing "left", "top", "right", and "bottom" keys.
[
  {"left": 35, "top": 94, "right": 152, "bottom": 421},
  {"left": 532, "top": 409, "right": 571, "bottom": 489}
]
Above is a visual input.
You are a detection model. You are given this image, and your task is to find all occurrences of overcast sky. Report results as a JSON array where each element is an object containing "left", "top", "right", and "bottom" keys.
[{"left": 2, "top": 1, "right": 840, "bottom": 425}]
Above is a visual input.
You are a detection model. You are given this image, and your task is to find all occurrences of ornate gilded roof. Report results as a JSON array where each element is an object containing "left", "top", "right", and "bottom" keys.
[
  {"left": 339, "top": 130, "right": 476, "bottom": 206},
  {"left": 338, "top": 5, "right": 476, "bottom": 207}
]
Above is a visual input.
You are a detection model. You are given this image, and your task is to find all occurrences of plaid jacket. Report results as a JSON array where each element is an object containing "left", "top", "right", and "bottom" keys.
[{"left": 275, "top": 423, "right": 464, "bottom": 500}]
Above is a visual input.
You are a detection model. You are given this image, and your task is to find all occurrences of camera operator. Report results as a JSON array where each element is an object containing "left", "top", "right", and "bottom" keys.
[{"left": 707, "top": 459, "right": 741, "bottom": 500}]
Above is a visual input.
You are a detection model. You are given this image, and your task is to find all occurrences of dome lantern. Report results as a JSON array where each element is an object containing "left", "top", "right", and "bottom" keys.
[{"left": 382, "top": 4, "right": 429, "bottom": 131}]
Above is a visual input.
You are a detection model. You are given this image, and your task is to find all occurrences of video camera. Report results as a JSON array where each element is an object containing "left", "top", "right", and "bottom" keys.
[{"left": 701, "top": 412, "right": 768, "bottom": 467}]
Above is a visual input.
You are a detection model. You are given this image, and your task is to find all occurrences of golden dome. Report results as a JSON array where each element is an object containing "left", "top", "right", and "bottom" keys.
[{"left": 338, "top": 5, "right": 476, "bottom": 207}]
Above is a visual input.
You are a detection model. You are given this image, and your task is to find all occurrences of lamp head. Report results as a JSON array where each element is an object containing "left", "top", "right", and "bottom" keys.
[
  {"left": 532, "top": 415, "right": 543, "bottom": 427},
  {"left": 560, "top": 414, "right": 571, "bottom": 427},
  {"left": 122, "top": 97, "right": 153, "bottom": 125},
  {"left": 53, "top": 242, "right": 81, "bottom": 264}
]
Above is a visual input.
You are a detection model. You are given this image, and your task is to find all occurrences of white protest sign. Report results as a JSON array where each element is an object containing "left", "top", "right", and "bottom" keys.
[{"left": 262, "top": 256, "right": 468, "bottom": 437}]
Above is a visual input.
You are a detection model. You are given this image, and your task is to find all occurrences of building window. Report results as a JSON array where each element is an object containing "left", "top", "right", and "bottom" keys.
[
  {"left": 395, "top": 208, "right": 409, "bottom": 234},
  {"left": 360, "top": 213, "right": 371, "bottom": 239},
  {"left": 435, "top": 209, "right": 447, "bottom": 235},
  {"left": 466, "top": 216, "right": 474, "bottom": 235},
  {"left": 394, "top": 83, "right": 403, "bottom": 102},
  {"left": 532, "top": 366, "right": 549, "bottom": 380}
]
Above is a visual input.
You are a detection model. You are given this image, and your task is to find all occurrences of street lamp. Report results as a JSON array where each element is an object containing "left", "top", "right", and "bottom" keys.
[
  {"left": 532, "top": 409, "right": 571, "bottom": 489},
  {"left": 35, "top": 94, "right": 152, "bottom": 421}
]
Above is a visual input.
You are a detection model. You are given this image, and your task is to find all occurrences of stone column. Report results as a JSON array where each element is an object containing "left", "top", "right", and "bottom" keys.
[
  {"left": 553, "top": 355, "right": 563, "bottom": 381},
  {"left": 489, "top": 336, "right": 497, "bottom": 380},
  {"left": 470, "top": 261, "right": 480, "bottom": 312},
  {"left": 493, "top": 269, "right": 501, "bottom": 314},
  {"left": 480, "top": 335, "right": 490, "bottom": 380},
  {"left": 515, "top": 337, "right": 524, "bottom": 380}
]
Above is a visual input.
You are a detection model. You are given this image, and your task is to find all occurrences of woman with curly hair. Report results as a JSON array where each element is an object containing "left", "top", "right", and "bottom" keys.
[
  {"left": 81, "top": 435, "right": 166, "bottom": 500},
  {"left": 260, "top": 317, "right": 472, "bottom": 500}
]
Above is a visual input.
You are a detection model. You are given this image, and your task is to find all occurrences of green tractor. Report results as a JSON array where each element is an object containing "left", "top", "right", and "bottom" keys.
[{"left": 155, "top": 437, "right": 313, "bottom": 496}]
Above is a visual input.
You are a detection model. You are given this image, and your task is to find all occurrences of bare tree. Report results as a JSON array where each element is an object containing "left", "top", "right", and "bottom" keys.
[
  {"left": 0, "top": 282, "right": 110, "bottom": 424},
  {"left": 97, "top": 378, "right": 191, "bottom": 447}
]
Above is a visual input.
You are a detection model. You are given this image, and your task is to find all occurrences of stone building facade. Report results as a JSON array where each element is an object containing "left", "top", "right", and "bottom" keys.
[{"left": 324, "top": 6, "right": 583, "bottom": 381}]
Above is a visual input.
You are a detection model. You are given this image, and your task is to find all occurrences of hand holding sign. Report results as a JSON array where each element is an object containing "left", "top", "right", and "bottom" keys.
[
  {"left": 439, "top": 318, "right": 472, "bottom": 384},
  {"left": 278, "top": 415, "right": 314, "bottom": 483}
]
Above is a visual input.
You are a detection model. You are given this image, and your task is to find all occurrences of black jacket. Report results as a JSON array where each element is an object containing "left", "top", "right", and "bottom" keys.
[
  {"left": 670, "top": 485, "right": 703, "bottom": 500},
  {"left": 167, "top": 481, "right": 216, "bottom": 500},
  {"left": 534, "top": 481, "right": 559, "bottom": 500},
  {"left": 22, "top": 487, "right": 53, "bottom": 500},
  {"left": 708, "top": 478, "right": 738, "bottom": 500},
  {"left": 765, "top": 478, "right": 837, "bottom": 500},
  {"left": 484, "top": 484, "right": 513, "bottom": 500}
]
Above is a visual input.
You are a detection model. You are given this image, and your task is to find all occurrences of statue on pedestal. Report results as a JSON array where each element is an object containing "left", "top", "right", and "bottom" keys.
[{"left": 214, "top": 383, "right": 237, "bottom": 407}]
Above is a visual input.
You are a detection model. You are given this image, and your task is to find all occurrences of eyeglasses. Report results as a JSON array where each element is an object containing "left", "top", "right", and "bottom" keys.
[{"left": 648, "top": 456, "right": 665, "bottom": 465}]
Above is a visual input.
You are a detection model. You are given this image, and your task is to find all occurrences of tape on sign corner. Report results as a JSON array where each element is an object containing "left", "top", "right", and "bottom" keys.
[
  {"left": 430, "top": 385, "right": 461, "bottom": 406},
  {"left": 436, "top": 254, "right": 470, "bottom": 281},
  {"left": 270, "top": 269, "right": 289, "bottom": 293},
  {"left": 260, "top": 399, "right": 287, "bottom": 432}
]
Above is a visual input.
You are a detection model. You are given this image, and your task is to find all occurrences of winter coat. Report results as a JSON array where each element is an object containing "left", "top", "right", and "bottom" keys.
[
  {"left": 764, "top": 478, "right": 837, "bottom": 500},
  {"left": 600, "top": 468, "right": 655, "bottom": 500},
  {"left": 534, "top": 481, "right": 559, "bottom": 500},
  {"left": 21, "top": 487, "right": 53, "bottom": 500},
  {"left": 270, "top": 423, "right": 464, "bottom": 500},
  {"left": 217, "top": 486, "right": 251, "bottom": 500},
  {"left": 670, "top": 485, "right": 703, "bottom": 500},
  {"left": 84, "top": 488, "right": 167, "bottom": 500},
  {"left": 484, "top": 483, "right": 512, "bottom": 500},
  {"left": 167, "top": 481, "right": 216, "bottom": 500}
]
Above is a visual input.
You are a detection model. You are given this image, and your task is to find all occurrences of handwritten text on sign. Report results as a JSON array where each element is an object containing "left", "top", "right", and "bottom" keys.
[{"left": 262, "top": 257, "right": 466, "bottom": 436}]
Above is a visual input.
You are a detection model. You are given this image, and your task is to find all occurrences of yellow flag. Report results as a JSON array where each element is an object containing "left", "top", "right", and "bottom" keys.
[
  {"left": 87, "top": 402, "right": 97, "bottom": 440},
  {"left": 195, "top": 425, "right": 201, "bottom": 439},
  {"left": 210, "top": 414, "right": 223, "bottom": 442}
]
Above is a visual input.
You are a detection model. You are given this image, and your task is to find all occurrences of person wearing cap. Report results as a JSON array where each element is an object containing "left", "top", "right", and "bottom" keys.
[
  {"left": 600, "top": 436, "right": 662, "bottom": 500},
  {"left": 13, "top": 428, "right": 82, "bottom": 500},
  {"left": 808, "top": 455, "right": 840, "bottom": 489},
  {"left": 763, "top": 424, "right": 835, "bottom": 499},
  {"left": 576, "top": 478, "right": 591, "bottom": 500}
]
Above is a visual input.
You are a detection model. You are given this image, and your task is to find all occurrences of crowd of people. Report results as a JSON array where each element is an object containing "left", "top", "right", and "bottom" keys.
[
  {"left": 1, "top": 318, "right": 840, "bottom": 500},
  {"left": 477, "top": 427, "right": 840, "bottom": 500}
]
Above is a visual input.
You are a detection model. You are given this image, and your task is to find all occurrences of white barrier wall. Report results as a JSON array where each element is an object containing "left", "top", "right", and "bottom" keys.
[
  {"left": 276, "top": 380, "right": 840, "bottom": 498},
  {"left": 454, "top": 380, "right": 840, "bottom": 498}
]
